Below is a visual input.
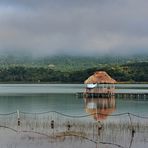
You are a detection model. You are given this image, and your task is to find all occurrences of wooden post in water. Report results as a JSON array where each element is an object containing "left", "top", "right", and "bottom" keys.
[
  {"left": 51, "top": 120, "right": 54, "bottom": 136},
  {"left": 17, "top": 109, "right": 20, "bottom": 126},
  {"left": 17, "top": 109, "right": 21, "bottom": 132}
]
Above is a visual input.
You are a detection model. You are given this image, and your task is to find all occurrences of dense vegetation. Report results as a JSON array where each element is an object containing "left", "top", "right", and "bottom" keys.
[{"left": 0, "top": 55, "right": 147, "bottom": 83}]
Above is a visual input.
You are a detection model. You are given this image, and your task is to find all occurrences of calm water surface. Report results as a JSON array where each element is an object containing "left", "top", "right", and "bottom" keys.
[{"left": 0, "top": 84, "right": 147, "bottom": 115}]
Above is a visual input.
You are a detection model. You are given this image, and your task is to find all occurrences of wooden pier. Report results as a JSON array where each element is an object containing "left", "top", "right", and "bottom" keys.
[{"left": 76, "top": 92, "right": 148, "bottom": 99}]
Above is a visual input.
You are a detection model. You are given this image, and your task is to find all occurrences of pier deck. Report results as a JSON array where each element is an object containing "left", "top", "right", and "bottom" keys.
[{"left": 76, "top": 92, "right": 148, "bottom": 99}]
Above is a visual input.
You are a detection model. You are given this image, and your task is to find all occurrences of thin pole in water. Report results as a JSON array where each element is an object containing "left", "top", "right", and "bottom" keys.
[{"left": 17, "top": 109, "right": 20, "bottom": 126}]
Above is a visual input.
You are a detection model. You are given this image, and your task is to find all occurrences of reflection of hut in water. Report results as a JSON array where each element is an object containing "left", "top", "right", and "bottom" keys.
[
  {"left": 84, "top": 96, "right": 116, "bottom": 121},
  {"left": 84, "top": 71, "right": 117, "bottom": 98}
]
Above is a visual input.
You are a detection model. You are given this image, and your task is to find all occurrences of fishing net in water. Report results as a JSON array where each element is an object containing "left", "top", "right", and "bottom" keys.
[{"left": 0, "top": 111, "right": 148, "bottom": 148}]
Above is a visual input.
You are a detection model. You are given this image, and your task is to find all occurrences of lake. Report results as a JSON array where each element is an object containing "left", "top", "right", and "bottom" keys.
[{"left": 0, "top": 84, "right": 148, "bottom": 148}]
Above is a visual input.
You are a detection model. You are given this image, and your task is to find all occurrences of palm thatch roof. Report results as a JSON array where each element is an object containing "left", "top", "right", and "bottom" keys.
[{"left": 84, "top": 71, "right": 116, "bottom": 84}]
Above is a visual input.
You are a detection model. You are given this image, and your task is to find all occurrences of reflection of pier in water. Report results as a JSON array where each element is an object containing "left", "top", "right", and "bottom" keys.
[{"left": 84, "top": 96, "right": 116, "bottom": 121}]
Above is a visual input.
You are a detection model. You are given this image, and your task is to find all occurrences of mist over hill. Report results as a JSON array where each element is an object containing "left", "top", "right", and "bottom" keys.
[{"left": 0, "top": 53, "right": 147, "bottom": 71}]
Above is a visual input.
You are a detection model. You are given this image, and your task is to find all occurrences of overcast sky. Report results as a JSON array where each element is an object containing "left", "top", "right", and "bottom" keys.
[{"left": 0, "top": 0, "right": 148, "bottom": 56}]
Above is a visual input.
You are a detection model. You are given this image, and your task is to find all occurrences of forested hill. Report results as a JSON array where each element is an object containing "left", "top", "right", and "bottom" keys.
[
  {"left": 0, "top": 55, "right": 147, "bottom": 83},
  {"left": 0, "top": 55, "right": 147, "bottom": 70}
]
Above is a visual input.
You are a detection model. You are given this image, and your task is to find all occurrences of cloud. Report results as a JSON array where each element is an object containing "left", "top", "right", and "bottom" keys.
[{"left": 0, "top": 0, "right": 148, "bottom": 56}]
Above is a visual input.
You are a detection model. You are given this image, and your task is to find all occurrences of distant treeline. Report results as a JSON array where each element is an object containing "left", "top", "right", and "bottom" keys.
[
  {"left": 0, "top": 55, "right": 148, "bottom": 72},
  {"left": 0, "top": 62, "right": 147, "bottom": 83}
]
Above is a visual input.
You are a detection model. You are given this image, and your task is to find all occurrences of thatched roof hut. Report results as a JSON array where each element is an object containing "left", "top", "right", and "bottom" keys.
[{"left": 84, "top": 71, "right": 116, "bottom": 84}]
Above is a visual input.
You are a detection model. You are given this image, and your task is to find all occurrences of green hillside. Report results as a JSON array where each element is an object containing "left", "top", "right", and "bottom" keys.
[{"left": 0, "top": 55, "right": 147, "bottom": 83}]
